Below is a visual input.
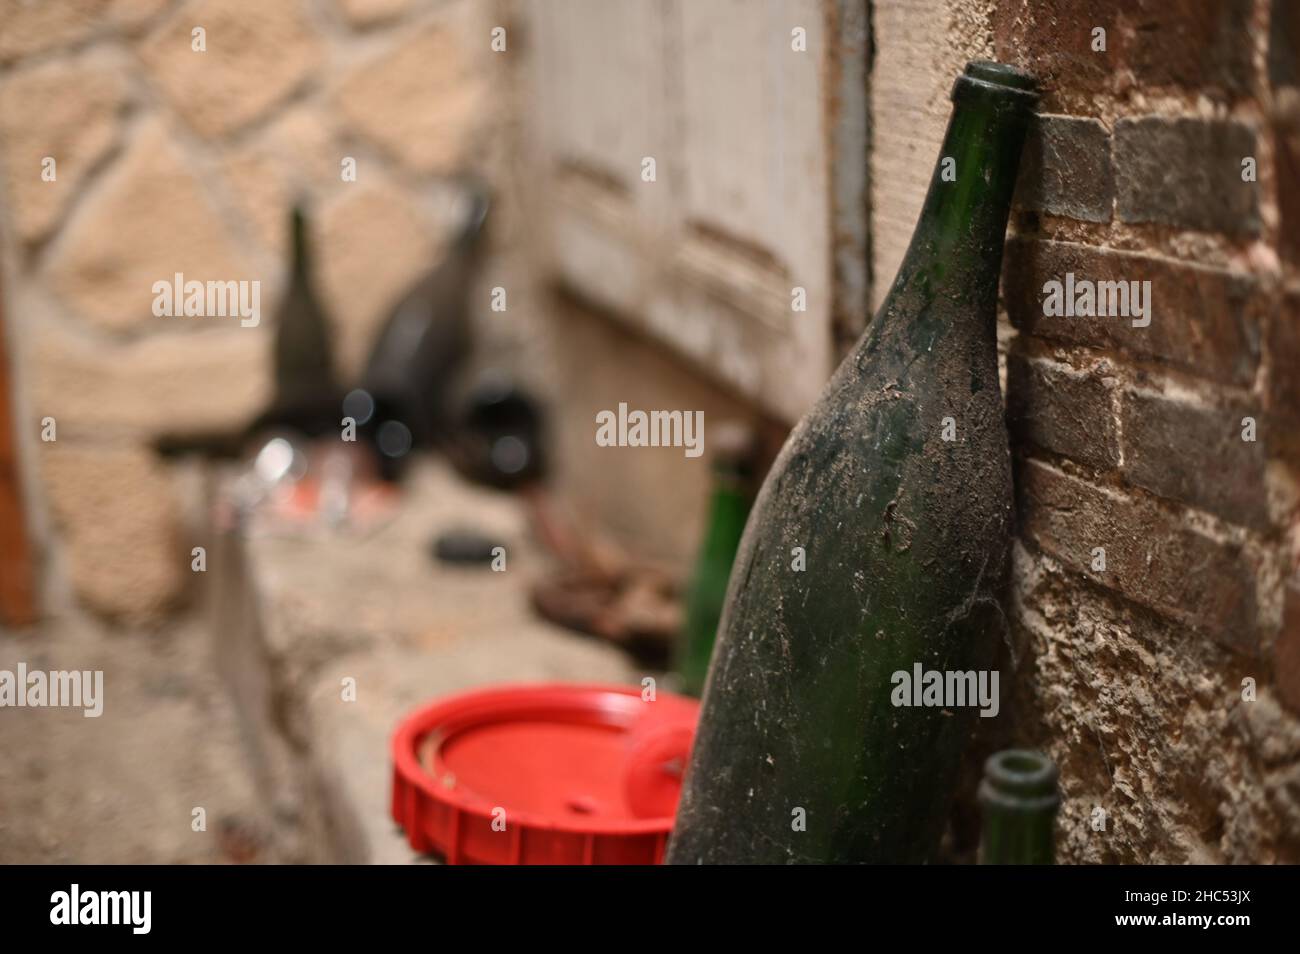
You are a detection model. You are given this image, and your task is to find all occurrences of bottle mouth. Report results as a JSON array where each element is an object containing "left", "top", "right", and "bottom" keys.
[
  {"left": 952, "top": 60, "right": 1039, "bottom": 108},
  {"left": 979, "top": 749, "right": 1059, "bottom": 810},
  {"left": 966, "top": 61, "right": 1036, "bottom": 90}
]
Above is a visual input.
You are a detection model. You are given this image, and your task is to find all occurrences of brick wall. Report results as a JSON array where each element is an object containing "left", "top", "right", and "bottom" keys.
[
  {"left": 3, "top": 0, "right": 1295, "bottom": 863},
  {"left": 992, "top": 0, "right": 1300, "bottom": 861}
]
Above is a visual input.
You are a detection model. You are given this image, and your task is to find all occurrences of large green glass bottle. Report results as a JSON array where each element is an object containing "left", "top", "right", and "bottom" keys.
[
  {"left": 668, "top": 62, "right": 1037, "bottom": 864},
  {"left": 677, "top": 424, "right": 756, "bottom": 697},
  {"left": 978, "top": 750, "right": 1059, "bottom": 864}
]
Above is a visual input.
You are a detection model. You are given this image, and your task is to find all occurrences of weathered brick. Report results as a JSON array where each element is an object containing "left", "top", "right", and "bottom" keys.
[
  {"left": 1006, "top": 350, "right": 1120, "bottom": 469},
  {"left": 1014, "top": 114, "right": 1113, "bottom": 223},
  {"left": 992, "top": 1, "right": 1251, "bottom": 107},
  {"left": 1270, "top": 0, "right": 1299, "bottom": 89},
  {"left": 991, "top": 1, "right": 1118, "bottom": 101},
  {"left": 1114, "top": 116, "right": 1260, "bottom": 234},
  {"left": 1123, "top": 0, "right": 1253, "bottom": 97},
  {"left": 1277, "top": 581, "right": 1300, "bottom": 715},
  {"left": 1268, "top": 291, "right": 1300, "bottom": 465},
  {"left": 1270, "top": 291, "right": 1300, "bottom": 410},
  {"left": 1003, "top": 237, "right": 1263, "bottom": 386},
  {"left": 1275, "top": 93, "right": 1300, "bottom": 270},
  {"left": 1120, "top": 387, "right": 1268, "bottom": 530},
  {"left": 1016, "top": 457, "right": 1261, "bottom": 653}
]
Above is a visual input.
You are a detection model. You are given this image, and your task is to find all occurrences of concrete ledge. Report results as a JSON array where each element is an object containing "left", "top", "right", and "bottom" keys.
[{"left": 212, "top": 458, "right": 639, "bottom": 863}]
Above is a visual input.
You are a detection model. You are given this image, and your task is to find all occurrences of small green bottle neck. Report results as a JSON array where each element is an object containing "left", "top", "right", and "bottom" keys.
[
  {"left": 701, "top": 465, "right": 752, "bottom": 543},
  {"left": 978, "top": 750, "right": 1058, "bottom": 865},
  {"left": 708, "top": 480, "right": 750, "bottom": 524}
]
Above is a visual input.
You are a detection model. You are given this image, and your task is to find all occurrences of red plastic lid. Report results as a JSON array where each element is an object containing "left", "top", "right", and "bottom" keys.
[{"left": 390, "top": 682, "right": 699, "bottom": 864}]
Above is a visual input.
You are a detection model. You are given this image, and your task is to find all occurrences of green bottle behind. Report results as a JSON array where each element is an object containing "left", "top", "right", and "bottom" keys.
[
  {"left": 668, "top": 62, "right": 1037, "bottom": 864},
  {"left": 677, "top": 424, "right": 757, "bottom": 698},
  {"left": 978, "top": 750, "right": 1059, "bottom": 864},
  {"left": 268, "top": 206, "right": 341, "bottom": 436}
]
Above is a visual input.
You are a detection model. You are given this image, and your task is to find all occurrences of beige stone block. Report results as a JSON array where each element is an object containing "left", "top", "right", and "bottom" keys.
[
  {"left": 336, "top": 0, "right": 413, "bottom": 28},
  {"left": 0, "top": 52, "right": 130, "bottom": 243},
  {"left": 316, "top": 179, "right": 440, "bottom": 377},
  {"left": 33, "top": 322, "right": 269, "bottom": 440},
  {"left": 220, "top": 148, "right": 287, "bottom": 261},
  {"left": 222, "top": 107, "right": 341, "bottom": 259},
  {"left": 0, "top": 0, "right": 173, "bottom": 62},
  {"left": 332, "top": 7, "right": 489, "bottom": 175},
  {"left": 44, "top": 120, "right": 251, "bottom": 332},
  {"left": 110, "top": 0, "right": 175, "bottom": 31},
  {"left": 0, "top": 0, "right": 97, "bottom": 61},
  {"left": 139, "top": 0, "right": 322, "bottom": 139},
  {"left": 41, "top": 444, "right": 184, "bottom": 621},
  {"left": 264, "top": 107, "right": 342, "bottom": 189}
]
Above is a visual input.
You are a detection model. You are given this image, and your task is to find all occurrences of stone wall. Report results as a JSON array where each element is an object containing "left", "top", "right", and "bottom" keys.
[{"left": 0, "top": 0, "right": 509, "bottom": 622}]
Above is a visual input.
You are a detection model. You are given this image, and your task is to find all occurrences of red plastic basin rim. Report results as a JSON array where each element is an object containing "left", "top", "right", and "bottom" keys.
[{"left": 389, "top": 681, "right": 699, "bottom": 863}]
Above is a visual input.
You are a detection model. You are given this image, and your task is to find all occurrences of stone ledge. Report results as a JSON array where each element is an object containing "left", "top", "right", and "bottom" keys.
[{"left": 213, "top": 457, "right": 639, "bottom": 863}]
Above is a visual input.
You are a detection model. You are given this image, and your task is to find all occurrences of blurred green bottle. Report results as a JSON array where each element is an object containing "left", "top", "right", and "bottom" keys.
[
  {"left": 677, "top": 424, "right": 756, "bottom": 697},
  {"left": 978, "top": 749, "right": 1059, "bottom": 865}
]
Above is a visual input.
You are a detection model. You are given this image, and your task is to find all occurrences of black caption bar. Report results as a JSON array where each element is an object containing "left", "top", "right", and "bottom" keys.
[{"left": 0, "top": 864, "right": 1289, "bottom": 941}]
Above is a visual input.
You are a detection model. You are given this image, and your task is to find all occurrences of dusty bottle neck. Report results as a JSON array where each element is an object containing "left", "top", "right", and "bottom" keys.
[{"left": 883, "top": 62, "right": 1037, "bottom": 319}]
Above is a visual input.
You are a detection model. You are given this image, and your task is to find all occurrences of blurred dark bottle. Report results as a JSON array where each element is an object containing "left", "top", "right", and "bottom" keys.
[
  {"left": 668, "top": 62, "right": 1037, "bottom": 864},
  {"left": 262, "top": 206, "right": 342, "bottom": 438},
  {"left": 445, "top": 369, "right": 546, "bottom": 490},
  {"left": 978, "top": 750, "right": 1059, "bottom": 864},
  {"left": 353, "top": 186, "right": 490, "bottom": 480},
  {"left": 676, "top": 424, "right": 756, "bottom": 697}
]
